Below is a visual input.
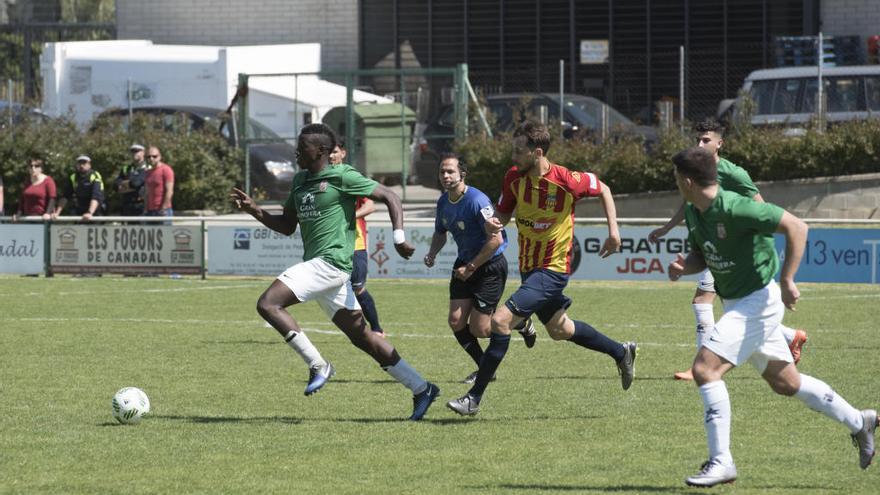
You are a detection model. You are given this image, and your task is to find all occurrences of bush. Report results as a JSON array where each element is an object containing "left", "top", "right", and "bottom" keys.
[
  {"left": 0, "top": 113, "right": 243, "bottom": 214},
  {"left": 455, "top": 119, "right": 880, "bottom": 201}
]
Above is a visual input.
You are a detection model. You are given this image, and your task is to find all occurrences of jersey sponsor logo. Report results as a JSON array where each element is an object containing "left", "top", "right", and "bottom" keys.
[
  {"left": 516, "top": 216, "right": 555, "bottom": 233},
  {"left": 456, "top": 221, "right": 465, "bottom": 231},
  {"left": 480, "top": 204, "right": 494, "bottom": 221},
  {"left": 301, "top": 192, "right": 315, "bottom": 205},
  {"left": 571, "top": 171, "right": 581, "bottom": 183}
]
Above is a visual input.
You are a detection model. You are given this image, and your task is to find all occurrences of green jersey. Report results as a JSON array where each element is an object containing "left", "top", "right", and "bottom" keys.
[
  {"left": 685, "top": 189, "right": 784, "bottom": 299},
  {"left": 717, "top": 157, "right": 759, "bottom": 198},
  {"left": 283, "top": 163, "right": 378, "bottom": 273}
]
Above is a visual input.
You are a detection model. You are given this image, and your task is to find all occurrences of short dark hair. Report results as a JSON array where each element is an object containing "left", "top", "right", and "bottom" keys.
[
  {"left": 513, "top": 120, "right": 551, "bottom": 154},
  {"left": 336, "top": 136, "right": 346, "bottom": 149},
  {"left": 300, "top": 123, "right": 336, "bottom": 152},
  {"left": 439, "top": 152, "right": 467, "bottom": 176},
  {"left": 672, "top": 147, "right": 717, "bottom": 187},
  {"left": 693, "top": 118, "right": 725, "bottom": 136}
]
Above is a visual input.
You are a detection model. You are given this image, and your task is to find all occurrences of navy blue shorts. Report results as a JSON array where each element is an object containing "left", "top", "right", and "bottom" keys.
[
  {"left": 505, "top": 268, "right": 572, "bottom": 324},
  {"left": 449, "top": 254, "right": 508, "bottom": 315},
  {"left": 351, "top": 249, "right": 368, "bottom": 290}
]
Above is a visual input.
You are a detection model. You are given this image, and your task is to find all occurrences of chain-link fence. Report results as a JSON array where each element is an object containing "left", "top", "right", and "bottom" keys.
[
  {"left": 233, "top": 66, "right": 470, "bottom": 202},
  {"left": 0, "top": 22, "right": 115, "bottom": 102}
]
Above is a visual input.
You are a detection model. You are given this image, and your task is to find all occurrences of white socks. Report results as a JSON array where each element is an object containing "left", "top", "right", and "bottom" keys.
[
  {"left": 778, "top": 324, "right": 796, "bottom": 345},
  {"left": 699, "top": 380, "right": 733, "bottom": 465},
  {"left": 795, "top": 374, "right": 864, "bottom": 433},
  {"left": 384, "top": 359, "right": 428, "bottom": 394},
  {"left": 284, "top": 331, "right": 326, "bottom": 368},
  {"left": 692, "top": 303, "right": 715, "bottom": 349}
]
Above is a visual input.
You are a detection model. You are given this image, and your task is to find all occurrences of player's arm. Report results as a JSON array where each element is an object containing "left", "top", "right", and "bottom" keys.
[
  {"left": 230, "top": 187, "right": 298, "bottom": 236},
  {"left": 775, "top": 211, "right": 808, "bottom": 310},
  {"left": 596, "top": 180, "right": 621, "bottom": 258},
  {"left": 423, "top": 232, "right": 447, "bottom": 267},
  {"left": 649, "top": 201, "right": 686, "bottom": 242},
  {"left": 667, "top": 249, "right": 707, "bottom": 281},
  {"left": 485, "top": 210, "right": 511, "bottom": 235},
  {"left": 455, "top": 231, "right": 503, "bottom": 281},
  {"left": 355, "top": 198, "right": 375, "bottom": 218},
  {"left": 369, "top": 184, "right": 415, "bottom": 259}
]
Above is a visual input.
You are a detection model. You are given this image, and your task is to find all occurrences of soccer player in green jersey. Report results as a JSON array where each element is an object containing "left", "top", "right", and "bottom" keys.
[
  {"left": 667, "top": 147, "right": 876, "bottom": 487},
  {"left": 650, "top": 119, "right": 808, "bottom": 380},
  {"left": 230, "top": 123, "right": 440, "bottom": 421}
]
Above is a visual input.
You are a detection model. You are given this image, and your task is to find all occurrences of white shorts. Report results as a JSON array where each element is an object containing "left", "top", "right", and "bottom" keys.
[
  {"left": 696, "top": 269, "right": 715, "bottom": 293},
  {"left": 276, "top": 257, "right": 361, "bottom": 319},
  {"left": 701, "top": 280, "right": 793, "bottom": 373}
]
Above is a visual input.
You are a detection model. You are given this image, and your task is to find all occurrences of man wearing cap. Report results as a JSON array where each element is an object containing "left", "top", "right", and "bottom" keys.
[
  {"left": 55, "top": 155, "right": 105, "bottom": 221},
  {"left": 115, "top": 144, "right": 148, "bottom": 216}
]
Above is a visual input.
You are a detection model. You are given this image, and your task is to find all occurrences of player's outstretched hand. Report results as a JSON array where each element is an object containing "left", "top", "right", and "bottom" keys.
[
  {"left": 395, "top": 241, "right": 415, "bottom": 259},
  {"left": 484, "top": 217, "right": 503, "bottom": 235},
  {"left": 648, "top": 226, "right": 669, "bottom": 243},
  {"left": 780, "top": 279, "right": 800, "bottom": 311},
  {"left": 598, "top": 235, "right": 621, "bottom": 258},
  {"left": 667, "top": 253, "right": 686, "bottom": 281},
  {"left": 230, "top": 187, "right": 257, "bottom": 214}
]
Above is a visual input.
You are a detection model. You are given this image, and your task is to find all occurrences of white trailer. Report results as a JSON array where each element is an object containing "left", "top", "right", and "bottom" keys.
[{"left": 40, "top": 40, "right": 389, "bottom": 134}]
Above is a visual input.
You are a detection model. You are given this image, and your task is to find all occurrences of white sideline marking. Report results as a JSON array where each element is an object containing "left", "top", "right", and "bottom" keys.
[
  {"left": 13, "top": 284, "right": 264, "bottom": 297},
  {"left": 2, "top": 316, "right": 693, "bottom": 346}
]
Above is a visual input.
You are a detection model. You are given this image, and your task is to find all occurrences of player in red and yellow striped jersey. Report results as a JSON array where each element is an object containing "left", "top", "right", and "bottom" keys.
[
  {"left": 331, "top": 141, "right": 384, "bottom": 336},
  {"left": 447, "top": 121, "right": 638, "bottom": 417}
]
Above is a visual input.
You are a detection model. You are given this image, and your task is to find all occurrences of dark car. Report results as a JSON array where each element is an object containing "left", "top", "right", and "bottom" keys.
[
  {"left": 413, "top": 93, "right": 657, "bottom": 188},
  {"left": 97, "top": 106, "right": 297, "bottom": 199},
  {"left": 0, "top": 102, "right": 51, "bottom": 128}
]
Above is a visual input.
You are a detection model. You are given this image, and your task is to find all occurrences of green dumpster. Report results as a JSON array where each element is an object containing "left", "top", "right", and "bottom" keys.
[{"left": 322, "top": 103, "right": 416, "bottom": 181}]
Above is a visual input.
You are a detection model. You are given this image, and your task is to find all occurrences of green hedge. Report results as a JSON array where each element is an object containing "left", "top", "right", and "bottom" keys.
[
  {"left": 0, "top": 113, "right": 242, "bottom": 214},
  {"left": 455, "top": 119, "right": 880, "bottom": 201}
]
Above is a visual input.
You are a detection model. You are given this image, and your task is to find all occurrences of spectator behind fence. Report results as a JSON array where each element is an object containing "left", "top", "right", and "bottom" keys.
[
  {"left": 145, "top": 146, "right": 174, "bottom": 217},
  {"left": 55, "top": 155, "right": 104, "bottom": 221},
  {"left": 115, "top": 143, "right": 148, "bottom": 216},
  {"left": 15, "top": 158, "right": 57, "bottom": 221}
]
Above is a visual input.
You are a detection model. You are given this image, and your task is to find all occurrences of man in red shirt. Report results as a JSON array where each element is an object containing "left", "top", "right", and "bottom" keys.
[
  {"left": 447, "top": 120, "right": 637, "bottom": 416},
  {"left": 145, "top": 146, "right": 174, "bottom": 217}
]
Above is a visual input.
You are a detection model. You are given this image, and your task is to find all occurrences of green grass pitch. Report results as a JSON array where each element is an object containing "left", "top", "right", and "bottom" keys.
[{"left": 1, "top": 276, "right": 877, "bottom": 494}]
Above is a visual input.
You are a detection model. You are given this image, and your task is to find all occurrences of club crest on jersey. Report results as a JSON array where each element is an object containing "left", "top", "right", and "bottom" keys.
[
  {"left": 456, "top": 221, "right": 465, "bottom": 231},
  {"left": 319, "top": 181, "right": 328, "bottom": 192},
  {"left": 571, "top": 171, "right": 582, "bottom": 183},
  {"left": 716, "top": 223, "right": 727, "bottom": 239}
]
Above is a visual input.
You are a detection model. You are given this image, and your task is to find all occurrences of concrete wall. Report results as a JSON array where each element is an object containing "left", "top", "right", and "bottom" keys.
[
  {"left": 821, "top": 0, "right": 880, "bottom": 39},
  {"left": 115, "top": 0, "right": 359, "bottom": 71},
  {"left": 575, "top": 173, "right": 880, "bottom": 221}
]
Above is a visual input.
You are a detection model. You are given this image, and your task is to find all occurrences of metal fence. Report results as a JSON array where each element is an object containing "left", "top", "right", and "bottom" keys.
[
  {"left": 0, "top": 22, "right": 115, "bottom": 101},
  {"left": 233, "top": 65, "right": 470, "bottom": 202}
]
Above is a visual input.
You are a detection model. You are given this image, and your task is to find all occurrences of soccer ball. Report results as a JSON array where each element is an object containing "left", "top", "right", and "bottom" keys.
[{"left": 111, "top": 387, "right": 151, "bottom": 424}]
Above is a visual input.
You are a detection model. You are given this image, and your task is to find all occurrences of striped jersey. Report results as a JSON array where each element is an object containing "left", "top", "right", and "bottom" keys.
[
  {"left": 496, "top": 164, "right": 602, "bottom": 274},
  {"left": 354, "top": 197, "right": 368, "bottom": 251}
]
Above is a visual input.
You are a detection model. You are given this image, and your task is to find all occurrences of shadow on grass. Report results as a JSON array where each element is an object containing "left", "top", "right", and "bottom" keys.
[
  {"left": 202, "top": 340, "right": 280, "bottom": 346},
  {"left": 151, "top": 414, "right": 303, "bottom": 424},
  {"left": 487, "top": 483, "right": 685, "bottom": 492}
]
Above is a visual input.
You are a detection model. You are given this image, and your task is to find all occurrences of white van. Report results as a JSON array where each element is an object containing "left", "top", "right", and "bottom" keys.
[{"left": 718, "top": 65, "right": 880, "bottom": 126}]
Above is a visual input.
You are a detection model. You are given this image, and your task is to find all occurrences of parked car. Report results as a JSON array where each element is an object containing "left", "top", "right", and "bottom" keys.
[
  {"left": 413, "top": 93, "right": 657, "bottom": 188},
  {"left": 718, "top": 65, "right": 880, "bottom": 129},
  {"left": 96, "top": 106, "right": 297, "bottom": 199},
  {"left": 0, "top": 102, "right": 50, "bottom": 128}
]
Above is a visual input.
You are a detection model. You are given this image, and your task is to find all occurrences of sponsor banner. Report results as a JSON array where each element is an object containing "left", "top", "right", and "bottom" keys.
[
  {"left": 208, "top": 226, "right": 302, "bottom": 276},
  {"left": 50, "top": 224, "right": 202, "bottom": 274},
  {"left": 780, "top": 228, "right": 880, "bottom": 284},
  {"left": 366, "top": 226, "right": 699, "bottom": 282},
  {"left": 0, "top": 224, "right": 45, "bottom": 274},
  {"left": 205, "top": 224, "right": 880, "bottom": 284}
]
